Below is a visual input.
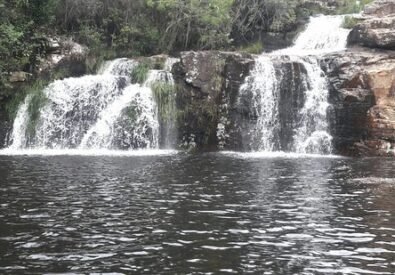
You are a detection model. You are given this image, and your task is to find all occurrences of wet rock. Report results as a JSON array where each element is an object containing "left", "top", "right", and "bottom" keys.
[
  {"left": 322, "top": 49, "right": 395, "bottom": 156},
  {"left": 173, "top": 51, "right": 254, "bottom": 150}
]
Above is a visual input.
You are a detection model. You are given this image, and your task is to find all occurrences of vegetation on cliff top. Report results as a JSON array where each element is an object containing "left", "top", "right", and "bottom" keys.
[{"left": 0, "top": 0, "right": 373, "bottom": 100}]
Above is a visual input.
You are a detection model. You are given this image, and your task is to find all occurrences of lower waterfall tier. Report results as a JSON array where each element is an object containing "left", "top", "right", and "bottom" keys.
[
  {"left": 6, "top": 58, "right": 176, "bottom": 151},
  {"left": 3, "top": 48, "right": 395, "bottom": 156}
]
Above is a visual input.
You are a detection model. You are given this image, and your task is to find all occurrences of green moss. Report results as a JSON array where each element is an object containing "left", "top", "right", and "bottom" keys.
[
  {"left": 122, "top": 105, "right": 139, "bottom": 122},
  {"left": 176, "top": 98, "right": 218, "bottom": 146},
  {"left": 131, "top": 61, "right": 152, "bottom": 84},
  {"left": 5, "top": 80, "right": 48, "bottom": 121},
  {"left": 26, "top": 82, "right": 48, "bottom": 137},
  {"left": 341, "top": 16, "right": 359, "bottom": 29}
]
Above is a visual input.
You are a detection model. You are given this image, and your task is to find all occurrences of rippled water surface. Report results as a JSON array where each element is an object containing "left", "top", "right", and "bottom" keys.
[{"left": 1, "top": 153, "right": 395, "bottom": 274}]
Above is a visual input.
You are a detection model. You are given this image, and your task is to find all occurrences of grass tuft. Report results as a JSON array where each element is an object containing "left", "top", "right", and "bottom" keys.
[{"left": 131, "top": 61, "right": 152, "bottom": 84}]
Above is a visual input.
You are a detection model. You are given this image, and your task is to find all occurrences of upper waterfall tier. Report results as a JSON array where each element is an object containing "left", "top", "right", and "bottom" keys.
[
  {"left": 234, "top": 15, "right": 351, "bottom": 154},
  {"left": 276, "top": 14, "right": 350, "bottom": 55}
]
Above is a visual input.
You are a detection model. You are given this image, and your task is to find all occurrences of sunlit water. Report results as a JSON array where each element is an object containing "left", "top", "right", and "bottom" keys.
[{"left": 1, "top": 153, "right": 395, "bottom": 274}]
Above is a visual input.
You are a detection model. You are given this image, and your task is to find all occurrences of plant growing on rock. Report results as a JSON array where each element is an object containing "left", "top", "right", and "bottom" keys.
[
  {"left": 26, "top": 82, "right": 48, "bottom": 138},
  {"left": 151, "top": 81, "right": 176, "bottom": 121},
  {"left": 131, "top": 61, "right": 152, "bottom": 84}
]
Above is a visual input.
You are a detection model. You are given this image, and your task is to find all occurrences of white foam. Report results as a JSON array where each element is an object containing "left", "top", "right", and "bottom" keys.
[
  {"left": 220, "top": 151, "right": 343, "bottom": 159},
  {"left": 0, "top": 148, "right": 177, "bottom": 157}
]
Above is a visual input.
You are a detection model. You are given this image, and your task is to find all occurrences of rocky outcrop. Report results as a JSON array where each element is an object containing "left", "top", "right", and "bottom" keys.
[
  {"left": 333, "top": 0, "right": 395, "bottom": 156},
  {"left": 173, "top": 51, "right": 254, "bottom": 150},
  {"left": 37, "top": 38, "right": 88, "bottom": 79},
  {"left": 348, "top": 0, "right": 395, "bottom": 50},
  {"left": 364, "top": 0, "right": 395, "bottom": 16},
  {"left": 9, "top": 72, "right": 32, "bottom": 83},
  {"left": 322, "top": 49, "right": 395, "bottom": 156}
]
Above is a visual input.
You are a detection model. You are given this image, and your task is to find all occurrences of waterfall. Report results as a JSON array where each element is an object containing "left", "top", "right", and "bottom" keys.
[
  {"left": 8, "top": 96, "right": 31, "bottom": 150},
  {"left": 292, "top": 57, "right": 332, "bottom": 154},
  {"left": 237, "top": 15, "right": 351, "bottom": 154},
  {"left": 285, "top": 15, "right": 350, "bottom": 54},
  {"left": 79, "top": 85, "right": 158, "bottom": 150},
  {"left": 7, "top": 58, "right": 176, "bottom": 152},
  {"left": 239, "top": 56, "right": 279, "bottom": 151}
]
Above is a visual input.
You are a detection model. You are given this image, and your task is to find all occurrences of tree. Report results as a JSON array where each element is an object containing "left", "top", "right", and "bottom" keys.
[
  {"left": 146, "top": 0, "right": 234, "bottom": 51},
  {"left": 231, "top": 0, "right": 299, "bottom": 43}
]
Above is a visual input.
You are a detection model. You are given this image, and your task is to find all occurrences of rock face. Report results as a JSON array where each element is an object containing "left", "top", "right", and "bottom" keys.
[
  {"left": 173, "top": 51, "right": 254, "bottom": 150},
  {"left": 322, "top": 49, "right": 395, "bottom": 156},
  {"left": 348, "top": 0, "right": 395, "bottom": 50}
]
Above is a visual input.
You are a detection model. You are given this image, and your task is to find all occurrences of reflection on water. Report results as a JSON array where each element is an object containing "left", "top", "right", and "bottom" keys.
[{"left": 0, "top": 153, "right": 394, "bottom": 274}]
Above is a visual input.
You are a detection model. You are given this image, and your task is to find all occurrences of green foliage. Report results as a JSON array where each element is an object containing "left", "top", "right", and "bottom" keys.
[
  {"left": 145, "top": 0, "right": 235, "bottom": 51},
  {"left": 0, "top": 0, "right": 58, "bottom": 93},
  {"left": 5, "top": 80, "right": 48, "bottom": 136},
  {"left": 342, "top": 16, "right": 359, "bottom": 29},
  {"left": 5, "top": 87, "right": 28, "bottom": 121},
  {"left": 78, "top": 25, "right": 102, "bottom": 51},
  {"left": 336, "top": 0, "right": 373, "bottom": 14},
  {"left": 0, "top": 0, "right": 376, "bottom": 87},
  {"left": 131, "top": 61, "right": 151, "bottom": 84}
]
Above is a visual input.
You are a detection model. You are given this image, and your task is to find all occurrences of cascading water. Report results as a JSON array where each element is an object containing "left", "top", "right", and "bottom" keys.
[
  {"left": 239, "top": 14, "right": 351, "bottom": 154},
  {"left": 285, "top": 15, "right": 350, "bottom": 54},
  {"left": 79, "top": 84, "right": 158, "bottom": 150},
  {"left": 239, "top": 56, "right": 279, "bottom": 151},
  {"left": 292, "top": 57, "right": 332, "bottom": 154},
  {"left": 7, "top": 57, "right": 177, "bottom": 152}
]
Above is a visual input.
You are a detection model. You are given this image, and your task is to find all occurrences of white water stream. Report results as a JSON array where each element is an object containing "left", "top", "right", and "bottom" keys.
[
  {"left": 239, "top": 14, "right": 351, "bottom": 154},
  {"left": 6, "top": 57, "right": 176, "bottom": 153}
]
